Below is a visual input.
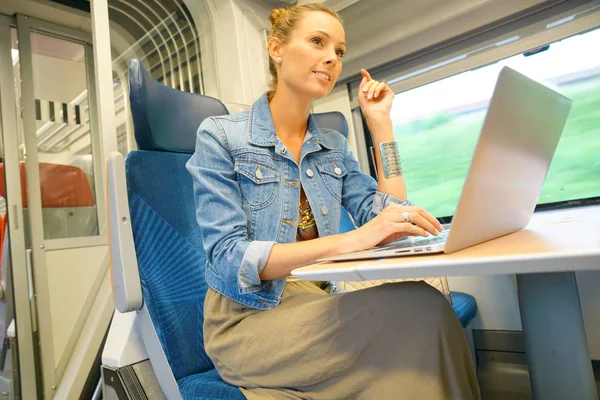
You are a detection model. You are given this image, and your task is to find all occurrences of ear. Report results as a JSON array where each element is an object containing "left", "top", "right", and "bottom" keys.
[{"left": 268, "top": 37, "right": 284, "bottom": 63}]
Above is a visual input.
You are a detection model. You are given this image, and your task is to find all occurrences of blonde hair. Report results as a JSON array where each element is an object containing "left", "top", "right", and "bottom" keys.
[{"left": 267, "top": 3, "right": 343, "bottom": 99}]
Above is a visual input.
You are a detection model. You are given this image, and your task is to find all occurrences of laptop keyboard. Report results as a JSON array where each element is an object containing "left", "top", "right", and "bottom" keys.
[{"left": 374, "top": 230, "right": 449, "bottom": 252}]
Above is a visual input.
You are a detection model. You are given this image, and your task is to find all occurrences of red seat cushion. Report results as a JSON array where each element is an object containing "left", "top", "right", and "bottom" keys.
[{"left": 0, "top": 162, "right": 95, "bottom": 208}]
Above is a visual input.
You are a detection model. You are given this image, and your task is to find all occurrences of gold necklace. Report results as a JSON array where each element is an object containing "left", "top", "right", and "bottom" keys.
[{"left": 298, "top": 199, "right": 316, "bottom": 230}]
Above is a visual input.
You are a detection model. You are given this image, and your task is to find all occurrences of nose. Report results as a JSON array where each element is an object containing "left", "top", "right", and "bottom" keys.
[{"left": 324, "top": 49, "right": 338, "bottom": 66}]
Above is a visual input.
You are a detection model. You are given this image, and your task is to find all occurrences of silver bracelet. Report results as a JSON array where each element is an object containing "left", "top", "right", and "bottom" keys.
[{"left": 379, "top": 141, "right": 403, "bottom": 178}]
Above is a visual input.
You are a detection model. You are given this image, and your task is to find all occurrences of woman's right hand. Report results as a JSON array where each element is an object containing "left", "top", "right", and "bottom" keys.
[{"left": 344, "top": 204, "right": 444, "bottom": 252}]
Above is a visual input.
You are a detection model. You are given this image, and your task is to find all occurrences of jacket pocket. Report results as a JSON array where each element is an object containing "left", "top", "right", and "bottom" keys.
[
  {"left": 315, "top": 160, "right": 347, "bottom": 203},
  {"left": 235, "top": 158, "right": 279, "bottom": 210}
]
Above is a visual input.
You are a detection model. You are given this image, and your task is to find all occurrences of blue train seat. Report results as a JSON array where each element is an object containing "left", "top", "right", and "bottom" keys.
[
  {"left": 312, "top": 111, "right": 357, "bottom": 234},
  {"left": 112, "top": 58, "right": 244, "bottom": 399}
]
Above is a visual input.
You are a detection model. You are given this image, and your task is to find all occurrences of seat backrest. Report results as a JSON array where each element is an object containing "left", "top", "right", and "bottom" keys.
[
  {"left": 312, "top": 111, "right": 356, "bottom": 234},
  {"left": 0, "top": 162, "right": 98, "bottom": 240},
  {"left": 126, "top": 59, "right": 228, "bottom": 381},
  {"left": 0, "top": 162, "right": 95, "bottom": 208},
  {"left": 312, "top": 111, "right": 349, "bottom": 139},
  {"left": 129, "top": 60, "right": 227, "bottom": 153}
]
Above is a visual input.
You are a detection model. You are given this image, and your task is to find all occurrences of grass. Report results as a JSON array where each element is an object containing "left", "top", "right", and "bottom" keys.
[{"left": 393, "top": 77, "right": 600, "bottom": 218}]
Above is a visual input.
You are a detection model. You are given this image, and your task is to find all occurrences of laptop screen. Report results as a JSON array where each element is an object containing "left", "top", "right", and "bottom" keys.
[{"left": 388, "top": 28, "right": 600, "bottom": 221}]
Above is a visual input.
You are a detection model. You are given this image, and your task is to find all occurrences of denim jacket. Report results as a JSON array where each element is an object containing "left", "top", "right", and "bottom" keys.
[{"left": 186, "top": 93, "right": 409, "bottom": 310}]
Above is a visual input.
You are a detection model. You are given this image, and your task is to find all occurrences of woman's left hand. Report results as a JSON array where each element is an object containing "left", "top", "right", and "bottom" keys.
[{"left": 357, "top": 69, "right": 394, "bottom": 117}]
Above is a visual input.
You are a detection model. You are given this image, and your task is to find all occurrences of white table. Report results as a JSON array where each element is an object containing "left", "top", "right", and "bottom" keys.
[{"left": 292, "top": 205, "right": 600, "bottom": 400}]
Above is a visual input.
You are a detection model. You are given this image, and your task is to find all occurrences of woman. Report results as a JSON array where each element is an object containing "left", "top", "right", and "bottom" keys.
[{"left": 186, "top": 3, "right": 479, "bottom": 399}]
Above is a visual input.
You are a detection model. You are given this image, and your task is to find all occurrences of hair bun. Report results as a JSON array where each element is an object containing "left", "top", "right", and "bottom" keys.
[{"left": 269, "top": 8, "right": 287, "bottom": 26}]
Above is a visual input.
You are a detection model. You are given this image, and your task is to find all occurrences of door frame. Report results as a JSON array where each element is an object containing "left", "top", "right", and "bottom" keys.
[
  {"left": 0, "top": 13, "right": 39, "bottom": 400},
  {"left": 16, "top": 13, "right": 109, "bottom": 398}
]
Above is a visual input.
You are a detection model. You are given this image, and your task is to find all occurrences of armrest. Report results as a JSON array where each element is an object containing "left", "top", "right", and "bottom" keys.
[
  {"left": 102, "top": 310, "right": 148, "bottom": 368},
  {"left": 107, "top": 152, "right": 143, "bottom": 313}
]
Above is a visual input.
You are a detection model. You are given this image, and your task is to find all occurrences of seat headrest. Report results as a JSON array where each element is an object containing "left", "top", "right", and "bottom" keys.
[
  {"left": 128, "top": 59, "right": 229, "bottom": 153},
  {"left": 0, "top": 162, "right": 94, "bottom": 208},
  {"left": 312, "top": 111, "right": 349, "bottom": 139}
]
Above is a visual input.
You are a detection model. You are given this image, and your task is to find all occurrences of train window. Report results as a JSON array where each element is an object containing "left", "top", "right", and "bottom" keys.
[{"left": 389, "top": 28, "right": 600, "bottom": 218}]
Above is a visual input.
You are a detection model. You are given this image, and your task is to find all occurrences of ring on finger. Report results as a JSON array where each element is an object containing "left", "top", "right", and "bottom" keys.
[{"left": 402, "top": 211, "right": 410, "bottom": 223}]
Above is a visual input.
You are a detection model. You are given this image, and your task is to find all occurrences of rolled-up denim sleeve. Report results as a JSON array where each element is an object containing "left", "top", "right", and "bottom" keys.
[
  {"left": 340, "top": 139, "right": 411, "bottom": 227},
  {"left": 186, "top": 118, "right": 275, "bottom": 294},
  {"left": 371, "top": 191, "right": 411, "bottom": 214}
]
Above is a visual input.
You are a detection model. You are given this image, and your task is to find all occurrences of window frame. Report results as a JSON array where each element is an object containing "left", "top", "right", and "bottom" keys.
[{"left": 349, "top": 2, "right": 600, "bottom": 105}]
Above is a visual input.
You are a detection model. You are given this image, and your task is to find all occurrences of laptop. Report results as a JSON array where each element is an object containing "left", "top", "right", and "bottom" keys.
[{"left": 320, "top": 66, "right": 573, "bottom": 262}]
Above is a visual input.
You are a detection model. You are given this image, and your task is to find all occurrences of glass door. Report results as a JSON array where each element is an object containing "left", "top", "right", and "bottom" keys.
[
  {"left": 13, "top": 14, "right": 108, "bottom": 399},
  {"left": 0, "top": 13, "right": 109, "bottom": 399},
  {"left": 0, "top": 13, "right": 38, "bottom": 400}
]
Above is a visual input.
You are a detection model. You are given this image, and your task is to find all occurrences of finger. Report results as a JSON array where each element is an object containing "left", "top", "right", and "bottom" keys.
[
  {"left": 359, "top": 74, "right": 367, "bottom": 91},
  {"left": 386, "top": 209, "right": 435, "bottom": 234},
  {"left": 416, "top": 209, "right": 444, "bottom": 232},
  {"left": 360, "top": 68, "right": 372, "bottom": 81},
  {"left": 364, "top": 80, "right": 380, "bottom": 98},
  {"left": 368, "top": 81, "right": 383, "bottom": 99},
  {"left": 393, "top": 222, "right": 429, "bottom": 237},
  {"left": 361, "top": 79, "right": 377, "bottom": 94},
  {"left": 361, "top": 79, "right": 374, "bottom": 95},
  {"left": 409, "top": 213, "right": 439, "bottom": 236},
  {"left": 373, "top": 81, "right": 388, "bottom": 98},
  {"left": 384, "top": 221, "right": 428, "bottom": 237},
  {"left": 367, "top": 81, "right": 378, "bottom": 99},
  {"left": 386, "top": 205, "right": 443, "bottom": 233}
]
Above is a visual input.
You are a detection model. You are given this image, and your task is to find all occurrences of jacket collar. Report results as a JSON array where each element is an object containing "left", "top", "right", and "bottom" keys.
[{"left": 247, "top": 93, "right": 328, "bottom": 148}]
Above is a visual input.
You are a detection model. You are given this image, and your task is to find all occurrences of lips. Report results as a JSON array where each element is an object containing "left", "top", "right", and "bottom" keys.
[{"left": 313, "top": 71, "right": 331, "bottom": 81}]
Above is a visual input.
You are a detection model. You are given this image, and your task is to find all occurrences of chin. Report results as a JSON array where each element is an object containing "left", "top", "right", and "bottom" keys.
[
  {"left": 291, "top": 80, "right": 332, "bottom": 100},
  {"left": 307, "top": 85, "right": 332, "bottom": 99},
  {"left": 312, "top": 91, "right": 328, "bottom": 100}
]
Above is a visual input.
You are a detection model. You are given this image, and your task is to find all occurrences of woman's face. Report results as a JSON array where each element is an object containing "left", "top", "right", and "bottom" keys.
[{"left": 276, "top": 11, "right": 346, "bottom": 99}]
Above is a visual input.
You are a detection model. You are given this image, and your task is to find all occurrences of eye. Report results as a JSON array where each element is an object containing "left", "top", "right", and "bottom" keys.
[
  {"left": 311, "top": 37, "right": 323, "bottom": 46},
  {"left": 336, "top": 48, "right": 345, "bottom": 58}
]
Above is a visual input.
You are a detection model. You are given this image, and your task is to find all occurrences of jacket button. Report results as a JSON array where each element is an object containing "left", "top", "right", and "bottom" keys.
[
  {"left": 281, "top": 147, "right": 287, "bottom": 154},
  {"left": 334, "top": 167, "right": 342, "bottom": 175},
  {"left": 306, "top": 169, "right": 314, "bottom": 177},
  {"left": 321, "top": 206, "right": 328, "bottom": 215},
  {"left": 255, "top": 166, "right": 263, "bottom": 179}
]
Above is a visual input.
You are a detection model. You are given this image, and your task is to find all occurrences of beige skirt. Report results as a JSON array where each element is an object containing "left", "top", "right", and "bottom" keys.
[{"left": 204, "top": 280, "right": 480, "bottom": 400}]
